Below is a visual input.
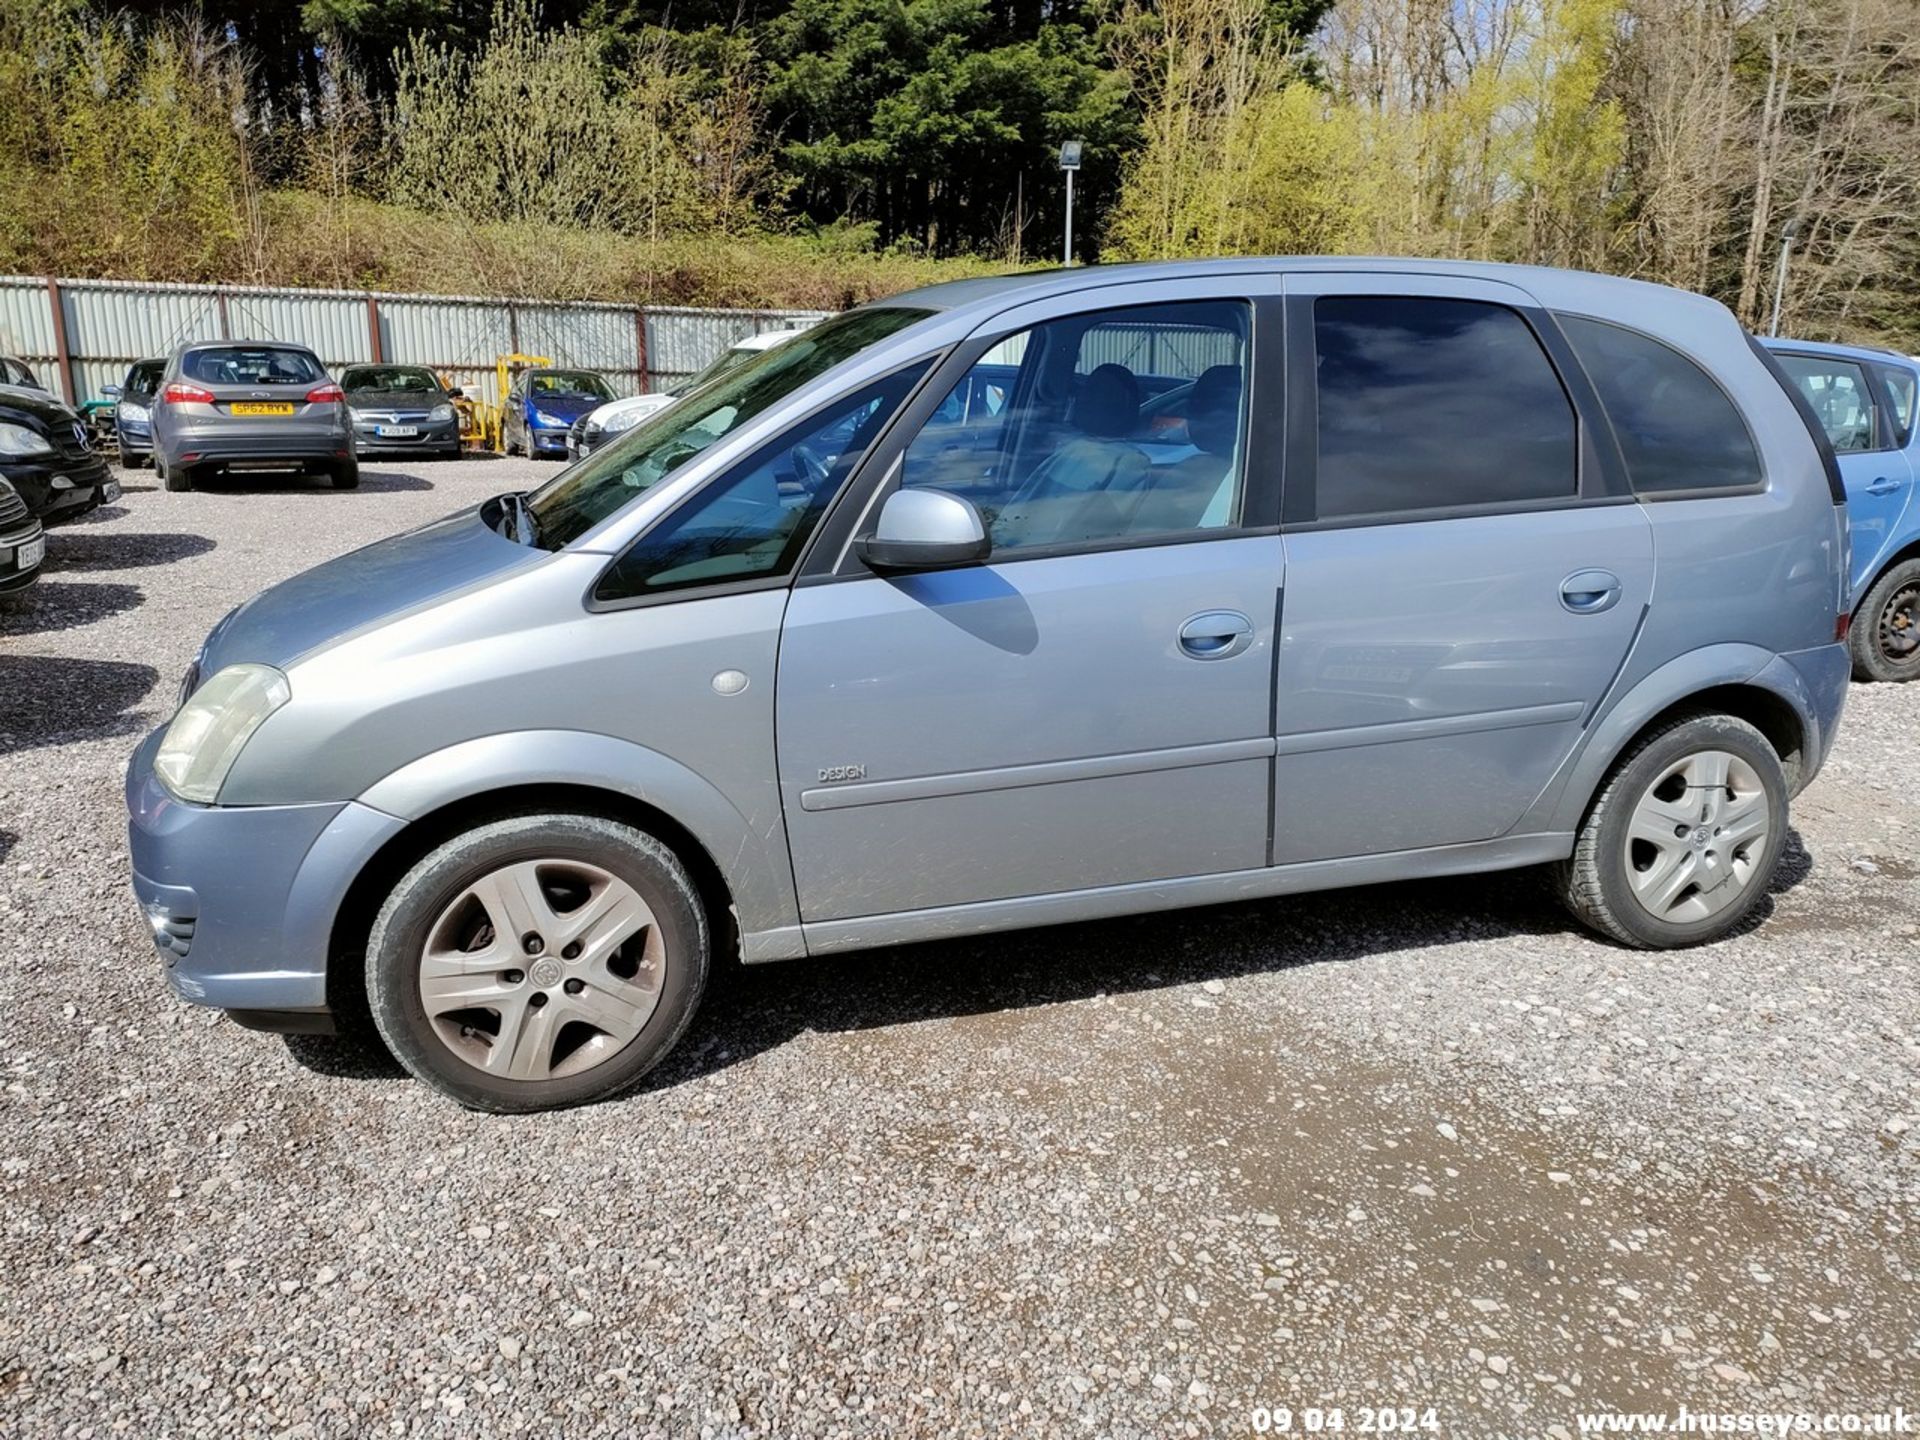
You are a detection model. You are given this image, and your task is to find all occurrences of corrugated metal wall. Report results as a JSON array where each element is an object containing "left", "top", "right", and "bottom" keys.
[{"left": 0, "top": 276, "right": 826, "bottom": 408}]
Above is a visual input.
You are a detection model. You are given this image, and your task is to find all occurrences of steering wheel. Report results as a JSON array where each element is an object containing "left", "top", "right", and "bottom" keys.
[{"left": 792, "top": 442, "right": 831, "bottom": 491}]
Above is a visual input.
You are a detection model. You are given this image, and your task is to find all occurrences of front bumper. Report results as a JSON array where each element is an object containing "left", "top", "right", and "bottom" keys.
[
  {"left": 115, "top": 421, "right": 152, "bottom": 456},
  {"left": 0, "top": 518, "right": 44, "bottom": 593},
  {"left": 3, "top": 452, "right": 113, "bottom": 523},
  {"left": 351, "top": 418, "right": 460, "bottom": 454},
  {"left": 125, "top": 728, "right": 406, "bottom": 1020},
  {"left": 530, "top": 425, "right": 572, "bottom": 454}
]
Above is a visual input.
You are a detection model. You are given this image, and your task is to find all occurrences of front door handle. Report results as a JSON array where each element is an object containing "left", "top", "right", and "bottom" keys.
[
  {"left": 1178, "top": 610, "right": 1255, "bottom": 660},
  {"left": 1560, "top": 569, "right": 1623, "bottom": 615},
  {"left": 1865, "top": 476, "right": 1906, "bottom": 496}
]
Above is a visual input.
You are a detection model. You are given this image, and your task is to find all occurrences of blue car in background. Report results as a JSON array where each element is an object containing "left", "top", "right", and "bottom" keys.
[
  {"left": 502, "top": 367, "right": 615, "bottom": 458},
  {"left": 1763, "top": 338, "right": 1919, "bottom": 682},
  {"left": 102, "top": 358, "right": 165, "bottom": 467}
]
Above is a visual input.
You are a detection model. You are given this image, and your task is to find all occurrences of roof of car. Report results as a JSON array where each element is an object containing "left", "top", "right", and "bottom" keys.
[
  {"left": 732, "top": 327, "right": 815, "bottom": 352},
  {"left": 880, "top": 256, "right": 1733, "bottom": 334},
  {"left": 1760, "top": 335, "right": 1916, "bottom": 366}
]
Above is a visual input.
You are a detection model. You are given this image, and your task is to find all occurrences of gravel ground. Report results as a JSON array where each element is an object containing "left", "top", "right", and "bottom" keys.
[{"left": 1, "top": 456, "right": 1915, "bottom": 1439}]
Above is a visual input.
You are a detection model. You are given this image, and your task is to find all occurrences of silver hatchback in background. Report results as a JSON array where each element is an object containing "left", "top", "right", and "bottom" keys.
[
  {"left": 127, "top": 259, "right": 1854, "bottom": 1112},
  {"left": 151, "top": 342, "right": 357, "bottom": 492}
]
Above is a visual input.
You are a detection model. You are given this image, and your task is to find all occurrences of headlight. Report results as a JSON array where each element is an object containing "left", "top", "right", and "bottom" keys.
[
  {"left": 0, "top": 422, "right": 53, "bottom": 458},
  {"left": 430, "top": 403, "right": 454, "bottom": 422},
  {"left": 602, "top": 408, "right": 647, "bottom": 434},
  {"left": 154, "top": 663, "right": 291, "bottom": 803},
  {"left": 118, "top": 402, "right": 150, "bottom": 423},
  {"left": 533, "top": 409, "right": 566, "bottom": 428}
]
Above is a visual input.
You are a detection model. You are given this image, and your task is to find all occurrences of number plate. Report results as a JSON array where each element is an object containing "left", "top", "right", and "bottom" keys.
[
  {"left": 230, "top": 402, "right": 294, "bottom": 416},
  {"left": 374, "top": 424, "right": 418, "bottom": 438},
  {"left": 13, "top": 535, "right": 44, "bottom": 570},
  {"left": 101, "top": 479, "right": 121, "bottom": 503}
]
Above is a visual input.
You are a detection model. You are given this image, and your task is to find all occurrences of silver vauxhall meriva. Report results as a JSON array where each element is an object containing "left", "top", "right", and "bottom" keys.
[{"left": 127, "top": 260, "right": 1855, "bottom": 1111}]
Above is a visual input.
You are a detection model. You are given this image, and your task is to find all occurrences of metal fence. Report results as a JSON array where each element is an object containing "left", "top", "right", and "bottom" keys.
[{"left": 0, "top": 276, "right": 829, "bottom": 408}]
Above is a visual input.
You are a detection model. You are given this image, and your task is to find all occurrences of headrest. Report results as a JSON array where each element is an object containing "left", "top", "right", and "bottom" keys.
[
  {"left": 1070, "top": 364, "right": 1141, "bottom": 439},
  {"left": 1187, "top": 365, "right": 1242, "bottom": 456}
]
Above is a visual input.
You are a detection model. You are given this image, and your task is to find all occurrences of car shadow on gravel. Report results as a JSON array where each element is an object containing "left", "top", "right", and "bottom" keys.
[
  {"left": 281, "top": 830, "right": 1818, "bottom": 1096},
  {"left": 0, "top": 654, "right": 159, "bottom": 756},
  {"left": 0, "top": 580, "right": 142, "bottom": 635},
  {"left": 0, "top": 830, "right": 15, "bottom": 867},
  {"left": 188, "top": 469, "right": 435, "bottom": 495},
  {"left": 44, "top": 531, "right": 216, "bottom": 571}
]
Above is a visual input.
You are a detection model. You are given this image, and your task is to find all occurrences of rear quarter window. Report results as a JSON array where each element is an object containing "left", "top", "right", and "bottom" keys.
[{"left": 1557, "top": 316, "right": 1763, "bottom": 496}]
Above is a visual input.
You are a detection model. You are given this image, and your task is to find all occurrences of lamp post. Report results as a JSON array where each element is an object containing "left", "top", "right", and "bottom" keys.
[
  {"left": 1768, "top": 215, "right": 1803, "bottom": 337},
  {"left": 1058, "top": 141, "right": 1083, "bottom": 266}
]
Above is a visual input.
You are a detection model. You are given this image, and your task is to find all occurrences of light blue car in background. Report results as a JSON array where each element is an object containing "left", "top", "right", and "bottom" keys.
[{"left": 1762, "top": 338, "right": 1919, "bottom": 681}]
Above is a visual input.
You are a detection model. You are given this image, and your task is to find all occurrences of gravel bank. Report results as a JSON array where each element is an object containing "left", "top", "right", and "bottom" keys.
[{"left": 1, "top": 457, "right": 1915, "bottom": 1437}]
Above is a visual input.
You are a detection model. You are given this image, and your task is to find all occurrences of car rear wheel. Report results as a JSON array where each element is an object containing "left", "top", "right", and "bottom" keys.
[
  {"left": 1850, "top": 558, "right": 1920, "bottom": 683},
  {"left": 159, "top": 456, "right": 193, "bottom": 493},
  {"left": 365, "top": 813, "right": 709, "bottom": 1112},
  {"left": 1554, "top": 710, "right": 1787, "bottom": 949},
  {"left": 328, "top": 459, "right": 360, "bottom": 490}
]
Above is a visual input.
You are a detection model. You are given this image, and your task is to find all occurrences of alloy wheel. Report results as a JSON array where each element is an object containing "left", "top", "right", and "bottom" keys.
[
  {"left": 417, "top": 858, "right": 665, "bottom": 1081},
  {"left": 1622, "top": 749, "right": 1771, "bottom": 925}
]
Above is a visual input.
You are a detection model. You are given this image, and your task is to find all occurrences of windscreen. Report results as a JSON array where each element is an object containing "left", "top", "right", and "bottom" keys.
[
  {"left": 344, "top": 366, "right": 441, "bottom": 394},
  {"left": 531, "top": 371, "right": 614, "bottom": 399},
  {"left": 524, "top": 307, "right": 933, "bottom": 549}
]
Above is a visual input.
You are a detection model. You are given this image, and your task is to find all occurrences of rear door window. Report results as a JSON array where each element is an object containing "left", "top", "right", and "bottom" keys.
[
  {"left": 1311, "top": 297, "right": 1576, "bottom": 520},
  {"left": 1772, "top": 354, "right": 1880, "bottom": 453},
  {"left": 1557, "top": 316, "right": 1763, "bottom": 495},
  {"left": 1872, "top": 362, "right": 1916, "bottom": 447},
  {"left": 183, "top": 347, "right": 324, "bottom": 387}
]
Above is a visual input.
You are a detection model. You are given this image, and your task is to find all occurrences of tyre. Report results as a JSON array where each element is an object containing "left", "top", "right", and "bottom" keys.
[
  {"left": 328, "top": 459, "right": 360, "bottom": 490},
  {"left": 160, "top": 457, "right": 192, "bottom": 492},
  {"left": 1850, "top": 557, "right": 1920, "bottom": 683},
  {"left": 1555, "top": 709, "right": 1788, "bottom": 949},
  {"left": 365, "top": 814, "right": 709, "bottom": 1112},
  {"left": 119, "top": 448, "right": 147, "bottom": 469}
]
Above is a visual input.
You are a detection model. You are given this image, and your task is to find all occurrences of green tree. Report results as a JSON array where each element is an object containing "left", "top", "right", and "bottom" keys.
[{"left": 764, "top": 0, "right": 1131, "bottom": 257}]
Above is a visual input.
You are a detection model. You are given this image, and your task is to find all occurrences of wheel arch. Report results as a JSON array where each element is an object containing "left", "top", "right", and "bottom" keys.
[
  {"left": 322, "top": 728, "right": 804, "bottom": 1026},
  {"left": 325, "top": 781, "right": 741, "bottom": 1031},
  {"left": 1538, "top": 644, "right": 1817, "bottom": 834},
  {"left": 1855, "top": 535, "right": 1920, "bottom": 613}
]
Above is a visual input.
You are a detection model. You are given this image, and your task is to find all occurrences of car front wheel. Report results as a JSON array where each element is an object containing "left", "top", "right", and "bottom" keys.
[
  {"left": 366, "top": 814, "right": 709, "bottom": 1112},
  {"left": 1555, "top": 710, "right": 1788, "bottom": 949}
]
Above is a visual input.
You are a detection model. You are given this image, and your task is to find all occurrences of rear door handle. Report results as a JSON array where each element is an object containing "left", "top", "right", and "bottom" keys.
[
  {"left": 1178, "top": 610, "right": 1255, "bottom": 660},
  {"left": 1560, "top": 569, "right": 1623, "bottom": 615},
  {"left": 1865, "top": 476, "right": 1905, "bottom": 496}
]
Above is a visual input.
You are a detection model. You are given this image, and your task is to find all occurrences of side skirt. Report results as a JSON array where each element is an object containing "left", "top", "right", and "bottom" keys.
[{"left": 749, "top": 832, "right": 1575, "bottom": 960}]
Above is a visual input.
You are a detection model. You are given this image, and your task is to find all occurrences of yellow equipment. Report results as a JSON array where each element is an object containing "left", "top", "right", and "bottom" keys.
[{"left": 465, "top": 354, "right": 552, "bottom": 453}]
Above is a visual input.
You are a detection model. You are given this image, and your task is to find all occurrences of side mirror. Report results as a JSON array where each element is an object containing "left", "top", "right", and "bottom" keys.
[
  {"left": 856, "top": 488, "right": 991, "bottom": 573},
  {"left": 102, "top": 384, "right": 122, "bottom": 398},
  {"left": 448, "top": 387, "right": 464, "bottom": 399}
]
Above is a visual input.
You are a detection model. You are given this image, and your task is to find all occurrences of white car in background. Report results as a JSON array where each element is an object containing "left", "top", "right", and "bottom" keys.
[{"left": 567, "top": 321, "right": 819, "bottom": 461}]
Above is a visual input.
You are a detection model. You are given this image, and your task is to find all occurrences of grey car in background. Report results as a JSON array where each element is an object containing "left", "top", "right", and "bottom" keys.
[
  {"left": 102, "top": 358, "right": 165, "bottom": 467},
  {"left": 340, "top": 364, "right": 463, "bottom": 459},
  {"left": 150, "top": 341, "right": 356, "bottom": 492},
  {"left": 128, "top": 258, "right": 1853, "bottom": 1112}
]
